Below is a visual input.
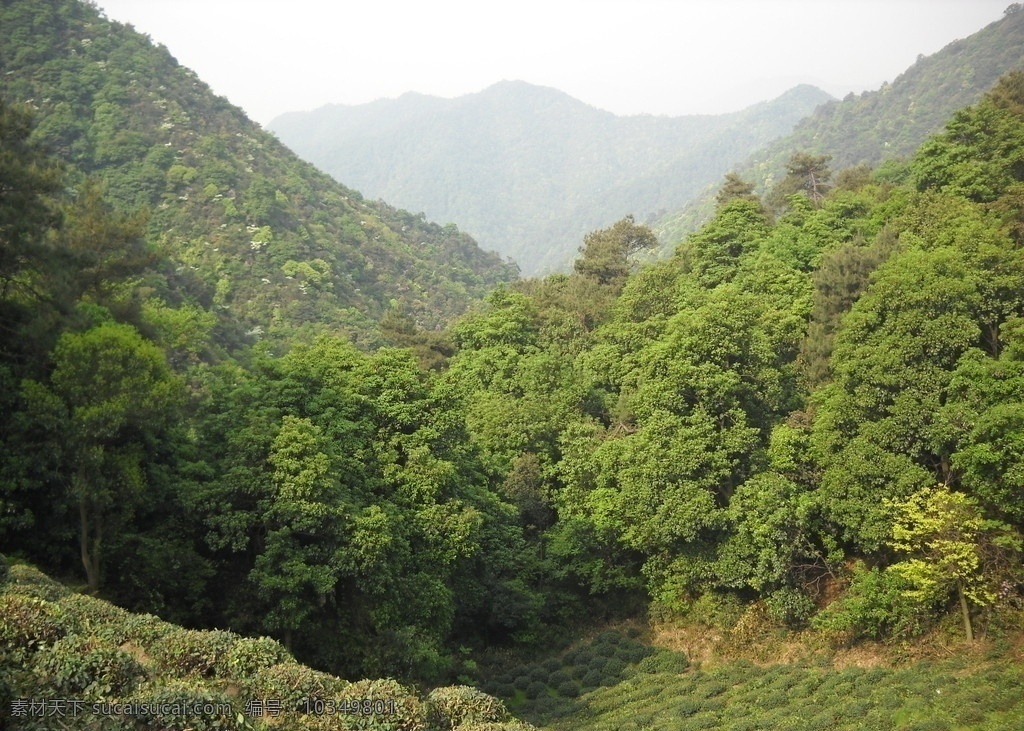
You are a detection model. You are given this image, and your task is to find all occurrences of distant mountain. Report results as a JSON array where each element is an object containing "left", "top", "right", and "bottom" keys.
[
  {"left": 269, "top": 82, "right": 832, "bottom": 275},
  {"left": 656, "top": 4, "right": 1024, "bottom": 246},
  {"left": 0, "top": 0, "right": 517, "bottom": 345}
]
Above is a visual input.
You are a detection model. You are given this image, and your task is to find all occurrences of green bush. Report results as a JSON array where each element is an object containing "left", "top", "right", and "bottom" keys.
[
  {"left": 34, "top": 634, "right": 145, "bottom": 697},
  {"left": 528, "top": 664, "right": 549, "bottom": 683},
  {"left": 569, "top": 648, "right": 594, "bottom": 667},
  {"left": 56, "top": 593, "right": 133, "bottom": 642},
  {"left": 150, "top": 628, "right": 239, "bottom": 677},
  {"left": 614, "top": 641, "right": 652, "bottom": 665},
  {"left": 426, "top": 685, "right": 511, "bottom": 729},
  {"left": 580, "top": 669, "right": 604, "bottom": 689},
  {"left": 492, "top": 682, "right": 515, "bottom": 699},
  {"left": 0, "top": 594, "right": 72, "bottom": 651},
  {"left": 604, "top": 657, "right": 626, "bottom": 679},
  {"left": 126, "top": 682, "right": 240, "bottom": 731},
  {"left": 247, "top": 662, "right": 348, "bottom": 713},
  {"left": 219, "top": 635, "right": 292, "bottom": 680},
  {"left": 3, "top": 564, "right": 72, "bottom": 601},
  {"left": 813, "top": 562, "right": 931, "bottom": 641},
  {"left": 765, "top": 587, "right": 817, "bottom": 628},
  {"left": 335, "top": 678, "right": 426, "bottom": 730},
  {"left": 541, "top": 657, "right": 561, "bottom": 673},
  {"left": 555, "top": 680, "right": 579, "bottom": 698},
  {"left": 637, "top": 651, "right": 690, "bottom": 675},
  {"left": 524, "top": 680, "right": 547, "bottom": 699},
  {"left": 121, "top": 612, "right": 176, "bottom": 647},
  {"left": 687, "top": 592, "right": 745, "bottom": 629},
  {"left": 548, "top": 669, "right": 570, "bottom": 686},
  {"left": 513, "top": 674, "right": 531, "bottom": 690}
]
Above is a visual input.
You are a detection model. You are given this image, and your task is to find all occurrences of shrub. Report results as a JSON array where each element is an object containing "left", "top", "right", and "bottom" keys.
[
  {"left": 56, "top": 594, "right": 132, "bottom": 642},
  {"left": 614, "top": 642, "right": 651, "bottom": 665},
  {"left": 335, "top": 678, "right": 426, "bottom": 730},
  {"left": 766, "top": 587, "right": 817, "bottom": 628},
  {"left": 595, "top": 630, "right": 623, "bottom": 646},
  {"left": 3, "top": 564, "right": 71, "bottom": 601},
  {"left": 492, "top": 683, "right": 515, "bottom": 699},
  {"left": 812, "top": 562, "right": 931, "bottom": 641},
  {"left": 548, "top": 669, "right": 570, "bottom": 686},
  {"left": 150, "top": 628, "right": 239, "bottom": 677},
  {"left": 220, "top": 635, "right": 292, "bottom": 680},
  {"left": 513, "top": 674, "right": 531, "bottom": 690},
  {"left": 0, "top": 594, "right": 72, "bottom": 651},
  {"left": 541, "top": 657, "right": 561, "bottom": 673},
  {"left": 580, "top": 669, "right": 604, "bottom": 689},
  {"left": 121, "top": 612, "right": 176, "bottom": 647},
  {"left": 603, "top": 657, "right": 626, "bottom": 679},
  {"left": 125, "top": 682, "right": 238, "bottom": 731},
  {"left": 688, "top": 592, "right": 745, "bottom": 629},
  {"left": 524, "top": 680, "right": 547, "bottom": 699},
  {"left": 530, "top": 693, "right": 570, "bottom": 719},
  {"left": 426, "top": 685, "right": 511, "bottom": 729},
  {"left": 555, "top": 680, "right": 579, "bottom": 698},
  {"left": 247, "top": 662, "right": 348, "bottom": 713},
  {"left": 570, "top": 648, "right": 594, "bottom": 667},
  {"left": 528, "top": 664, "right": 549, "bottom": 683},
  {"left": 34, "top": 634, "right": 145, "bottom": 698},
  {"left": 637, "top": 651, "right": 690, "bottom": 675}
]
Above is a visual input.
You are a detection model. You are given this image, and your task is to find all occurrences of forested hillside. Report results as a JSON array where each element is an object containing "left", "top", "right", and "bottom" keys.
[
  {"left": 269, "top": 81, "right": 831, "bottom": 275},
  {"left": 4, "top": 1, "right": 1024, "bottom": 729},
  {"left": 657, "top": 3, "right": 1024, "bottom": 247},
  {"left": 0, "top": 0, "right": 517, "bottom": 348}
]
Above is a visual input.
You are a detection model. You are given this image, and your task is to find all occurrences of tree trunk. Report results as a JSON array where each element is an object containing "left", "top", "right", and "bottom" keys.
[
  {"left": 80, "top": 498, "right": 101, "bottom": 595},
  {"left": 957, "top": 581, "right": 974, "bottom": 642}
]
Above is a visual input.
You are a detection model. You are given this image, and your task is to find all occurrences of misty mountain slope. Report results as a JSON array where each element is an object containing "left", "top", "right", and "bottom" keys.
[
  {"left": 656, "top": 4, "right": 1024, "bottom": 247},
  {"left": 0, "top": 0, "right": 517, "bottom": 345},
  {"left": 269, "top": 81, "right": 832, "bottom": 275}
]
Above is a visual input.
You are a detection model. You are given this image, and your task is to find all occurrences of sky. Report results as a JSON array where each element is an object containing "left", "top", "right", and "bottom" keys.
[{"left": 95, "top": 0, "right": 1011, "bottom": 126}]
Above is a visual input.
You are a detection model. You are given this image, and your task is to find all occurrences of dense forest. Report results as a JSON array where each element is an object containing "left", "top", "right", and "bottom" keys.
[{"left": 3, "top": 1, "right": 1024, "bottom": 729}]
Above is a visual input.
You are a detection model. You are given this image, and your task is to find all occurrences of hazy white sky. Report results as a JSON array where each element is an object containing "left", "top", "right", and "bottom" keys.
[{"left": 96, "top": 0, "right": 1011, "bottom": 125}]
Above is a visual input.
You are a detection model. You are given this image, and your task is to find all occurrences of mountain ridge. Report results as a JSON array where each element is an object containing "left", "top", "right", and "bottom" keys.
[
  {"left": 0, "top": 0, "right": 517, "bottom": 347},
  {"left": 269, "top": 81, "right": 833, "bottom": 275},
  {"left": 655, "top": 4, "right": 1024, "bottom": 246}
]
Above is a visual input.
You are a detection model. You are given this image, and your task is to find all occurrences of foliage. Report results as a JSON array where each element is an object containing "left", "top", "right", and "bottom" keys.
[
  {"left": 33, "top": 634, "right": 144, "bottom": 697},
  {"left": 427, "top": 685, "right": 512, "bottom": 728},
  {"left": 4, "top": 0, "right": 1024, "bottom": 710},
  {"left": 812, "top": 562, "right": 930, "bottom": 641},
  {"left": 150, "top": 628, "right": 240, "bottom": 677}
]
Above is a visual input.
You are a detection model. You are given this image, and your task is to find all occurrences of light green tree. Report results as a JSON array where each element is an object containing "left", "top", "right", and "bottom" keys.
[{"left": 887, "top": 484, "right": 1021, "bottom": 641}]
